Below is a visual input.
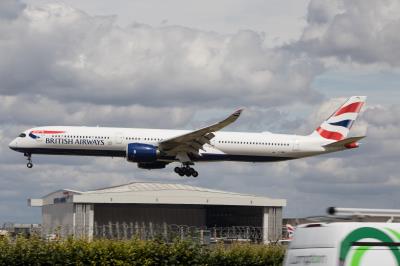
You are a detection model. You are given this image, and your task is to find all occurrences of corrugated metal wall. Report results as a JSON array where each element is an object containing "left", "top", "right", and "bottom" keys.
[
  {"left": 267, "top": 207, "right": 282, "bottom": 241},
  {"left": 74, "top": 203, "right": 94, "bottom": 239},
  {"left": 42, "top": 203, "right": 74, "bottom": 238}
]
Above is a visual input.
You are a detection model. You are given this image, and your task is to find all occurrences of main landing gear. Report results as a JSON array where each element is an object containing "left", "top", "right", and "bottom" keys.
[
  {"left": 25, "top": 153, "right": 33, "bottom": 168},
  {"left": 174, "top": 165, "right": 198, "bottom": 177}
]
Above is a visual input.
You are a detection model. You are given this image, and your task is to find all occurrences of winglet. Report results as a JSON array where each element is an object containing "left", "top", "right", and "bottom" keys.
[
  {"left": 159, "top": 108, "right": 244, "bottom": 152},
  {"left": 232, "top": 108, "right": 243, "bottom": 117}
]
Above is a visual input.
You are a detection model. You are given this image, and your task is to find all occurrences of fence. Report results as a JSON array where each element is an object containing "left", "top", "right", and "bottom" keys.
[{"left": 39, "top": 223, "right": 267, "bottom": 244}]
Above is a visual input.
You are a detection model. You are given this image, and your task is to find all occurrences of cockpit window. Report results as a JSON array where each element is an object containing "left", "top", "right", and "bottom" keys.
[{"left": 19, "top": 133, "right": 26, "bottom": 138}]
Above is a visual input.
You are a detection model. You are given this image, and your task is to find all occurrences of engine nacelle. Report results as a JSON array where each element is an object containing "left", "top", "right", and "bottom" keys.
[{"left": 126, "top": 143, "right": 159, "bottom": 162}]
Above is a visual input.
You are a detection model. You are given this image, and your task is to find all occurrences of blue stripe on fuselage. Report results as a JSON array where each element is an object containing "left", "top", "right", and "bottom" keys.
[
  {"left": 11, "top": 147, "right": 295, "bottom": 162},
  {"left": 10, "top": 147, "right": 126, "bottom": 157},
  {"left": 193, "top": 153, "right": 294, "bottom": 162}
]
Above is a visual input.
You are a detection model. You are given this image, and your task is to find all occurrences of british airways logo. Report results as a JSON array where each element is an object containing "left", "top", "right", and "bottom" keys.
[
  {"left": 316, "top": 100, "right": 364, "bottom": 141},
  {"left": 30, "top": 130, "right": 105, "bottom": 146},
  {"left": 29, "top": 130, "right": 65, "bottom": 139},
  {"left": 46, "top": 138, "right": 105, "bottom": 146}
]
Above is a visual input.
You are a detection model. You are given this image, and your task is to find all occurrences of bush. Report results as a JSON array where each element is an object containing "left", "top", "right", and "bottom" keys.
[
  {"left": 0, "top": 236, "right": 285, "bottom": 266},
  {"left": 208, "top": 243, "right": 285, "bottom": 266}
]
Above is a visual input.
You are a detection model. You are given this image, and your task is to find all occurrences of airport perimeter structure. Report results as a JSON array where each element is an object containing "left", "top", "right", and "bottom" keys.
[{"left": 29, "top": 182, "right": 286, "bottom": 243}]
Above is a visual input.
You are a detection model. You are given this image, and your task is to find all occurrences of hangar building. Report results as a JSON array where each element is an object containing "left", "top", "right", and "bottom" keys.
[{"left": 29, "top": 182, "right": 286, "bottom": 243}]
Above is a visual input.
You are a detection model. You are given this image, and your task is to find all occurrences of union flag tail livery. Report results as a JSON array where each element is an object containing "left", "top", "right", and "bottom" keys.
[
  {"left": 9, "top": 96, "right": 367, "bottom": 177},
  {"left": 311, "top": 96, "right": 366, "bottom": 142}
]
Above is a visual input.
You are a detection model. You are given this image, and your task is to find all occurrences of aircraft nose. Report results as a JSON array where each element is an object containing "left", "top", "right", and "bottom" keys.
[{"left": 9, "top": 139, "right": 18, "bottom": 150}]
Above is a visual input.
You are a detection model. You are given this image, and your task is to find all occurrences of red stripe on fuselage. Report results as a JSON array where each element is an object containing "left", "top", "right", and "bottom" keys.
[
  {"left": 31, "top": 130, "right": 65, "bottom": 134},
  {"left": 334, "top": 102, "right": 363, "bottom": 116},
  {"left": 316, "top": 127, "right": 343, "bottom": 141}
]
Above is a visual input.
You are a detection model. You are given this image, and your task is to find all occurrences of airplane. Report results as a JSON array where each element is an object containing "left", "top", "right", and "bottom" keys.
[{"left": 9, "top": 96, "right": 366, "bottom": 177}]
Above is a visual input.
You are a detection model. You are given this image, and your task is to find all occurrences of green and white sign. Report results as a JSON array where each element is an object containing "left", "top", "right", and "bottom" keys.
[{"left": 340, "top": 227, "right": 400, "bottom": 266}]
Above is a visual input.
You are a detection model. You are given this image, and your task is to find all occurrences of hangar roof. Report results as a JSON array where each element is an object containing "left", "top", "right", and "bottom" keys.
[
  {"left": 29, "top": 182, "right": 286, "bottom": 207},
  {"left": 87, "top": 182, "right": 245, "bottom": 195}
]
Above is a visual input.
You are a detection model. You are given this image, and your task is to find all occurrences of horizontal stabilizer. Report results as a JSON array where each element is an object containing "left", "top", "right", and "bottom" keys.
[{"left": 323, "top": 136, "right": 366, "bottom": 148}]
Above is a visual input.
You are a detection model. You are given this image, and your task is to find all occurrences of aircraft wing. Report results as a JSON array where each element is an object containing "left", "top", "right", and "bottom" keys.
[{"left": 159, "top": 109, "right": 243, "bottom": 159}]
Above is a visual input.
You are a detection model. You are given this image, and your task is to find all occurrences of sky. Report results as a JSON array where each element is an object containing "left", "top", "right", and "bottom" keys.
[{"left": 1, "top": 0, "right": 400, "bottom": 223}]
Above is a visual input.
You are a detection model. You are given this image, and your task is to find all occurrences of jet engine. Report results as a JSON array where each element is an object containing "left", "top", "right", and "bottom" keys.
[{"left": 126, "top": 143, "right": 159, "bottom": 162}]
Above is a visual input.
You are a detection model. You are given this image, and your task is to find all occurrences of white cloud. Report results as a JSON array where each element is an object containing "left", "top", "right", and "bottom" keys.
[
  {"left": 1, "top": 2, "right": 322, "bottom": 108},
  {"left": 23, "top": 0, "right": 310, "bottom": 43}
]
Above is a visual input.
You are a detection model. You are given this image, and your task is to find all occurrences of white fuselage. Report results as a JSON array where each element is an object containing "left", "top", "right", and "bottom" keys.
[
  {"left": 9, "top": 96, "right": 365, "bottom": 175},
  {"left": 9, "top": 126, "right": 334, "bottom": 163}
]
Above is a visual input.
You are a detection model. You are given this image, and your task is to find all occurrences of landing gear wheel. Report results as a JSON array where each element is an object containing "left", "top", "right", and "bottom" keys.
[
  {"left": 175, "top": 167, "right": 185, "bottom": 176},
  {"left": 25, "top": 153, "right": 33, "bottom": 169},
  {"left": 188, "top": 168, "right": 195, "bottom": 175},
  {"left": 185, "top": 168, "right": 191, "bottom": 177},
  {"left": 174, "top": 164, "right": 199, "bottom": 177}
]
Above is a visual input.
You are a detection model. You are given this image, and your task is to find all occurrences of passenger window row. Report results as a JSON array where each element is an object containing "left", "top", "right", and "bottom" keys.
[
  {"left": 51, "top": 135, "right": 110, "bottom": 139},
  {"left": 125, "top": 137, "right": 164, "bottom": 141},
  {"left": 217, "top": 140, "right": 290, "bottom": 146}
]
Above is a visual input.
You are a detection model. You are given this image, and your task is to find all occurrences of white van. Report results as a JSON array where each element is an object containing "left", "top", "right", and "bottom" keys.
[{"left": 284, "top": 222, "right": 400, "bottom": 266}]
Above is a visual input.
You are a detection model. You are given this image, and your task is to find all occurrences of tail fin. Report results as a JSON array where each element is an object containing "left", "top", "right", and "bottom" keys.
[{"left": 310, "top": 96, "right": 367, "bottom": 141}]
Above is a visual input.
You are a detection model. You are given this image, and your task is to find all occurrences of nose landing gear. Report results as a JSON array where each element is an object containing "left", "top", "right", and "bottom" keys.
[
  {"left": 25, "top": 153, "right": 33, "bottom": 168},
  {"left": 174, "top": 165, "right": 198, "bottom": 177}
]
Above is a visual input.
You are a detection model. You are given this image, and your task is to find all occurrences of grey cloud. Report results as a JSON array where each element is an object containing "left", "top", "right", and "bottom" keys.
[
  {"left": 188, "top": 107, "right": 299, "bottom": 133},
  {"left": 289, "top": 102, "right": 400, "bottom": 198},
  {"left": 0, "top": 0, "right": 25, "bottom": 20},
  {"left": 364, "top": 105, "right": 400, "bottom": 127},
  {"left": 295, "top": 97, "right": 349, "bottom": 134},
  {"left": 294, "top": 0, "right": 400, "bottom": 66},
  {"left": 0, "top": 95, "right": 194, "bottom": 128},
  {"left": 360, "top": 106, "right": 400, "bottom": 160},
  {"left": 306, "top": 0, "right": 340, "bottom": 25}
]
